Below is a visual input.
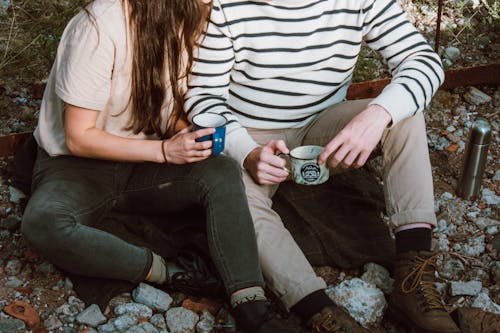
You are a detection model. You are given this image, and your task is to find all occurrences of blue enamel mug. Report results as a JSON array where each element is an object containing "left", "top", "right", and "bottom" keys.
[{"left": 192, "top": 113, "right": 227, "bottom": 156}]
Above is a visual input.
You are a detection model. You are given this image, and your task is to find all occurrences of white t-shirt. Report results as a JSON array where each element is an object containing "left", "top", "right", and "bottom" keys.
[{"left": 35, "top": 0, "right": 174, "bottom": 156}]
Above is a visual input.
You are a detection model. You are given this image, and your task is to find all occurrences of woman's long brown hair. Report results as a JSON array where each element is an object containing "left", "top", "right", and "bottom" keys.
[{"left": 125, "top": 0, "right": 211, "bottom": 137}]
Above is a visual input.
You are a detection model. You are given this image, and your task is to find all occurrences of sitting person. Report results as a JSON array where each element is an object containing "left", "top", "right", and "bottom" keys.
[
  {"left": 20, "top": 1, "right": 297, "bottom": 332},
  {"left": 185, "top": 1, "right": 460, "bottom": 332}
]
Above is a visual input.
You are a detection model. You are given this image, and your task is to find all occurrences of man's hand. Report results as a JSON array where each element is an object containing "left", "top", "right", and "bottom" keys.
[
  {"left": 318, "top": 104, "right": 392, "bottom": 169},
  {"left": 243, "top": 140, "right": 290, "bottom": 185}
]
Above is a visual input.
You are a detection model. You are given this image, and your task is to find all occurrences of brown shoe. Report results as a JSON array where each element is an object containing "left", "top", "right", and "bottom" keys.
[
  {"left": 309, "top": 305, "right": 369, "bottom": 333},
  {"left": 389, "top": 251, "right": 461, "bottom": 333},
  {"left": 451, "top": 307, "right": 500, "bottom": 333}
]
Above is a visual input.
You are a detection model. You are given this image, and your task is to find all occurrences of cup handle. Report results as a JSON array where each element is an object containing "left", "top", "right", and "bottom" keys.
[
  {"left": 276, "top": 151, "right": 291, "bottom": 174},
  {"left": 211, "top": 128, "right": 225, "bottom": 156}
]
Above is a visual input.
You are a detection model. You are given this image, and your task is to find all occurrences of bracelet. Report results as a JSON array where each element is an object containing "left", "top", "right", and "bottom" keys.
[{"left": 161, "top": 139, "right": 168, "bottom": 163}]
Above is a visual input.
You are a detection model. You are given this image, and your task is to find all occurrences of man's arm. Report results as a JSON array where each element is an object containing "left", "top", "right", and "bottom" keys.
[
  {"left": 363, "top": 0, "right": 445, "bottom": 125},
  {"left": 319, "top": 0, "right": 444, "bottom": 169},
  {"left": 184, "top": 0, "right": 260, "bottom": 167}
]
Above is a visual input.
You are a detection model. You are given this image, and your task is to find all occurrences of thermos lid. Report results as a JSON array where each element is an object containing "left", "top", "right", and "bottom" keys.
[{"left": 469, "top": 118, "right": 491, "bottom": 145}]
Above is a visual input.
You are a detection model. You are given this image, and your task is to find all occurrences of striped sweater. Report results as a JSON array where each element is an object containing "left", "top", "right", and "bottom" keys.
[{"left": 184, "top": 0, "right": 445, "bottom": 165}]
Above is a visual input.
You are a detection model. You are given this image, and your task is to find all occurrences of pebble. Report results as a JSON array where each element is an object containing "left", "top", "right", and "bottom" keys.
[
  {"left": 450, "top": 281, "right": 483, "bottom": 296},
  {"left": 165, "top": 307, "right": 199, "bottom": 333},
  {"left": 361, "top": 262, "right": 394, "bottom": 294},
  {"left": 0, "top": 318, "right": 26, "bottom": 333},
  {"left": 464, "top": 87, "right": 492, "bottom": 105},
  {"left": 481, "top": 188, "right": 500, "bottom": 206},
  {"left": 114, "top": 302, "right": 153, "bottom": 320},
  {"left": 76, "top": 304, "right": 107, "bottom": 327},
  {"left": 132, "top": 282, "right": 173, "bottom": 312}
]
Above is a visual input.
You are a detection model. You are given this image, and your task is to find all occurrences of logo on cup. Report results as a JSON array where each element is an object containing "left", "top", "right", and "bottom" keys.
[{"left": 300, "top": 163, "right": 321, "bottom": 182}]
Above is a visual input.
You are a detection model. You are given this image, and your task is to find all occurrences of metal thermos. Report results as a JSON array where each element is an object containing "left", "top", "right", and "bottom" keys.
[{"left": 457, "top": 118, "right": 492, "bottom": 200}]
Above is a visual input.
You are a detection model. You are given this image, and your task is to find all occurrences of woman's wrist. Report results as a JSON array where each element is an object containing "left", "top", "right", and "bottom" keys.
[{"left": 161, "top": 139, "right": 169, "bottom": 163}]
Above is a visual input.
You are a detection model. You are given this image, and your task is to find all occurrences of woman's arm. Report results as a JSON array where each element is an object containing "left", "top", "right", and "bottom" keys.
[{"left": 64, "top": 104, "right": 214, "bottom": 164}]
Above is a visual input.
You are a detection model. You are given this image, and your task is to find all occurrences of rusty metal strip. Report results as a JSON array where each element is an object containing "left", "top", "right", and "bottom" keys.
[
  {"left": 1, "top": 63, "right": 499, "bottom": 157},
  {"left": 347, "top": 63, "right": 500, "bottom": 100}
]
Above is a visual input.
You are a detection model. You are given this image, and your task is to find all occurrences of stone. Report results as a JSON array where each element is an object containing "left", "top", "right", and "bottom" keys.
[
  {"left": 444, "top": 46, "right": 461, "bottom": 61},
  {"left": 113, "top": 314, "right": 138, "bottom": 331},
  {"left": 76, "top": 304, "right": 107, "bottom": 327},
  {"left": 450, "top": 281, "right": 482, "bottom": 296},
  {"left": 0, "top": 318, "right": 26, "bottom": 333},
  {"left": 8, "top": 186, "right": 26, "bottom": 204},
  {"left": 481, "top": 189, "right": 500, "bottom": 206},
  {"left": 43, "top": 315, "right": 63, "bottom": 330},
  {"left": 97, "top": 322, "right": 116, "bottom": 333},
  {"left": 361, "top": 262, "right": 394, "bottom": 294},
  {"left": 440, "top": 257, "right": 465, "bottom": 280},
  {"left": 196, "top": 311, "right": 215, "bottom": 333},
  {"left": 474, "top": 217, "right": 499, "bottom": 229},
  {"left": 132, "top": 283, "right": 173, "bottom": 312},
  {"left": 150, "top": 314, "right": 167, "bottom": 330},
  {"left": 4, "top": 276, "right": 24, "bottom": 288},
  {"left": 114, "top": 302, "right": 153, "bottom": 320},
  {"left": 165, "top": 307, "right": 199, "bottom": 333},
  {"left": 493, "top": 262, "right": 500, "bottom": 284},
  {"left": 460, "top": 235, "right": 486, "bottom": 257},
  {"left": 472, "top": 290, "right": 500, "bottom": 315},
  {"left": 326, "top": 278, "right": 386, "bottom": 328},
  {"left": 4, "top": 259, "right": 23, "bottom": 276},
  {"left": 464, "top": 87, "right": 492, "bottom": 105}
]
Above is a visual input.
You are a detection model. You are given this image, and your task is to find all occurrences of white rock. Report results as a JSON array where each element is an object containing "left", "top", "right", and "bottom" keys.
[
  {"left": 450, "top": 280, "right": 482, "bottom": 296},
  {"left": 166, "top": 307, "right": 199, "bottom": 333},
  {"left": 481, "top": 189, "right": 500, "bottom": 206},
  {"left": 464, "top": 87, "right": 492, "bottom": 105},
  {"left": 132, "top": 283, "right": 173, "bottom": 312},
  {"left": 326, "top": 278, "right": 386, "bottom": 328},
  {"left": 76, "top": 304, "right": 107, "bottom": 327},
  {"left": 361, "top": 263, "right": 394, "bottom": 294},
  {"left": 196, "top": 311, "right": 215, "bottom": 333},
  {"left": 472, "top": 290, "right": 500, "bottom": 315}
]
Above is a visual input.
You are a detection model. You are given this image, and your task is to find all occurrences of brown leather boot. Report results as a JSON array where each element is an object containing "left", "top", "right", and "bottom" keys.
[
  {"left": 451, "top": 307, "right": 500, "bottom": 333},
  {"left": 309, "top": 305, "right": 370, "bottom": 333},
  {"left": 389, "top": 251, "right": 461, "bottom": 333}
]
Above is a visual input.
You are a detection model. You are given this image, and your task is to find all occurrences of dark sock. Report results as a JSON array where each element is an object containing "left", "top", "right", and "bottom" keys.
[
  {"left": 395, "top": 227, "right": 432, "bottom": 254},
  {"left": 290, "top": 290, "right": 334, "bottom": 323}
]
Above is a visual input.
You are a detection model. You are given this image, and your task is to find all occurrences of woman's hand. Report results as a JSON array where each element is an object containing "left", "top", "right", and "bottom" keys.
[{"left": 162, "top": 127, "right": 215, "bottom": 164}]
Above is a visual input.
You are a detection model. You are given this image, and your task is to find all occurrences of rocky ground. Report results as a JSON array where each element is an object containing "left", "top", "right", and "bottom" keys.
[{"left": 0, "top": 0, "right": 499, "bottom": 333}]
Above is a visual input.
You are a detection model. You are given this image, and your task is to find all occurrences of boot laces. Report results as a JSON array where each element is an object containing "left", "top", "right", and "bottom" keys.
[
  {"left": 312, "top": 311, "right": 346, "bottom": 332},
  {"left": 401, "top": 253, "right": 444, "bottom": 311}
]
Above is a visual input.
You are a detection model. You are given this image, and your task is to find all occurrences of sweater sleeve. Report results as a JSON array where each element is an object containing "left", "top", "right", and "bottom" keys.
[
  {"left": 185, "top": 0, "right": 259, "bottom": 166},
  {"left": 362, "top": 0, "right": 444, "bottom": 126}
]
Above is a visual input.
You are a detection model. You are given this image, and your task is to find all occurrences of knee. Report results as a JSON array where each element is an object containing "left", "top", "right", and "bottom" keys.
[
  {"left": 22, "top": 201, "right": 73, "bottom": 251},
  {"left": 200, "top": 156, "right": 244, "bottom": 190}
]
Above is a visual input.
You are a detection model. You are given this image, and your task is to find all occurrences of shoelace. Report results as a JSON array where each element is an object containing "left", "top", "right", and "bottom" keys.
[
  {"left": 312, "top": 311, "right": 345, "bottom": 333},
  {"left": 400, "top": 253, "right": 444, "bottom": 311}
]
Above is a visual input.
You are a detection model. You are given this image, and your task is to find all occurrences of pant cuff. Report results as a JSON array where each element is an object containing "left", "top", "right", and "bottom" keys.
[
  {"left": 280, "top": 276, "right": 327, "bottom": 310},
  {"left": 390, "top": 210, "right": 437, "bottom": 228},
  {"left": 226, "top": 280, "right": 266, "bottom": 296}
]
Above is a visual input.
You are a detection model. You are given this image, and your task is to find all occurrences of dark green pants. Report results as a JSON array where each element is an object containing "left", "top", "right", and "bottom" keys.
[{"left": 22, "top": 148, "right": 264, "bottom": 294}]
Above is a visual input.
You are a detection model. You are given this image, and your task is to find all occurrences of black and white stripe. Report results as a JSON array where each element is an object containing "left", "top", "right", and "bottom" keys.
[{"left": 185, "top": 0, "right": 444, "bottom": 163}]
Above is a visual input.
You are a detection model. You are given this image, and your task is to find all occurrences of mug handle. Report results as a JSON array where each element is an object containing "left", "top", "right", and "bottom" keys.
[
  {"left": 211, "top": 127, "right": 226, "bottom": 156},
  {"left": 276, "top": 151, "right": 291, "bottom": 174}
]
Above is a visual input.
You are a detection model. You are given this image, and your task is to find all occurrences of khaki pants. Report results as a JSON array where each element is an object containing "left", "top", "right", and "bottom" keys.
[{"left": 243, "top": 99, "right": 436, "bottom": 309}]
